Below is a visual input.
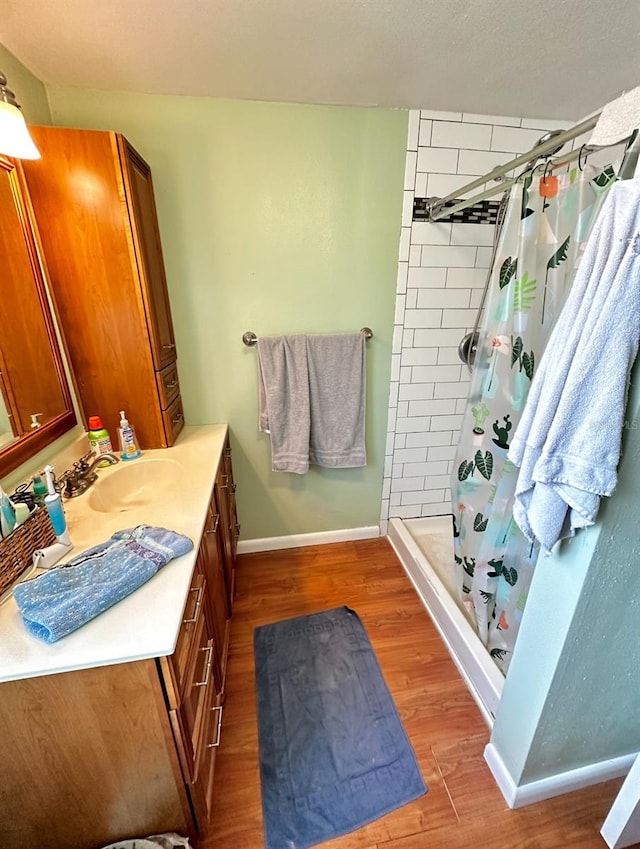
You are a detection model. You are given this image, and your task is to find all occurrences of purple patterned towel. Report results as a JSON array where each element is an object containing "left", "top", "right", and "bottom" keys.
[{"left": 13, "top": 525, "right": 193, "bottom": 642}]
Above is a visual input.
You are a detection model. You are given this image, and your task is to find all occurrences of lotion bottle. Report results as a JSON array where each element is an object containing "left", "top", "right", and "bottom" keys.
[{"left": 117, "top": 410, "right": 141, "bottom": 461}]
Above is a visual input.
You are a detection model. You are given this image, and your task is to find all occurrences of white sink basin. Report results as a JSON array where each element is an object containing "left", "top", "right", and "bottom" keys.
[{"left": 88, "top": 458, "right": 184, "bottom": 514}]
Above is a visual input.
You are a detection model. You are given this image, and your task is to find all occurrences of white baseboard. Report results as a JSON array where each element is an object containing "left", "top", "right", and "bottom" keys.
[
  {"left": 601, "top": 752, "right": 640, "bottom": 848},
  {"left": 484, "top": 742, "right": 638, "bottom": 809},
  {"left": 237, "top": 525, "right": 381, "bottom": 554}
]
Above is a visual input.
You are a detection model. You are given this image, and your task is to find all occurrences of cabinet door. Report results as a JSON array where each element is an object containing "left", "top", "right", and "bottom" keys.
[
  {"left": 172, "top": 588, "right": 216, "bottom": 781},
  {"left": 169, "top": 567, "right": 206, "bottom": 705},
  {"left": 189, "top": 689, "right": 224, "bottom": 831},
  {"left": 119, "top": 137, "right": 177, "bottom": 371},
  {"left": 216, "top": 441, "right": 239, "bottom": 606},
  {"left": 23, "top": 127, "right": 167, "bottom": 450},
  {"left": 200, "top": 495, "right": 230, "bottom": 694},
  {"left": 0, "top": 660, "right": 192, "bottom": 848}
]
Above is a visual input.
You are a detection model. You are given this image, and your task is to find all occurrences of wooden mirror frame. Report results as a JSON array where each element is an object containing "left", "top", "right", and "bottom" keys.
[{"left": 0, "top": 156, "right": 76, "bottom": 479}]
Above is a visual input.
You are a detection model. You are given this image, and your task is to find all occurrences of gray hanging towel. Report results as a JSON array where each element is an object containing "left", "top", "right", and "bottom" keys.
[
  {"left": 258, "top": 335, "right": 311, "bottom": 474},
  {"left": 307, "top": 333, "right": 367, "bottom": 469},
  {"left": 257, "top": 333, "right": 367, "bottom": 474},
  {"left": 508, "top": 180, "right": 640, "bottom": 553}
]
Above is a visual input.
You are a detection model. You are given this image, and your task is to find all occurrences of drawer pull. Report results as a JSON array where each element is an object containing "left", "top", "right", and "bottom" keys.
[
  {"left": 234, "top": 523, "right": 241, "bottom": 537},
  {"left": 207, "top": 705, "right": 224, "bottom": 748},
  {"left": 171, "top": 412, "right": 184, "bottom": 425},
  {"left": 230, "top": 482, "right": 237, "bottom": 494},
  {"left": 195, "top": 643, "right": 213, "bottom": 687},
  {"left": 165, "top": 379, "right": 177, "bottom": 389},
  {"left": 223, "top": 447, "right": 232, "bottom": 459},
  {"left": 206, "top": 513, "right": 220, "bottom": 535},
  {"left": 162, "top": 343, "right": 177, "bottom": 350},
  {"left": 218, "top": 474, "right": 228, "bottom": 490},
  {"left": 183, "top": 585, "right": 204, "bottom": 624}
]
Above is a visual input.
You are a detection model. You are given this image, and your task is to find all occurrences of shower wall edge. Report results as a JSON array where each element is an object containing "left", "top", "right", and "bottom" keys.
[{"left": 387, "top": 517, "right": 504, "bottom": 726}]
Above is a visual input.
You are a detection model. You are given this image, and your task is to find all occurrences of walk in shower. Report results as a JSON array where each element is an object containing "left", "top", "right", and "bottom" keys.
[{"left": 386, "top": 114, "right": 626, "bottom": 725}]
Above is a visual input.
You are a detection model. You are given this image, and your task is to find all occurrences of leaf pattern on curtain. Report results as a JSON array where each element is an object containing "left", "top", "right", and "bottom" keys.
[{"left": 451, "top": 165, "right": 615, "bottom": 674}]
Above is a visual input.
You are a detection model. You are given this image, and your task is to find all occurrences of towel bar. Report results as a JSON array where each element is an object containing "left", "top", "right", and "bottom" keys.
[{"left": 242, "top": 328, "right": 373, "bottom": 346}]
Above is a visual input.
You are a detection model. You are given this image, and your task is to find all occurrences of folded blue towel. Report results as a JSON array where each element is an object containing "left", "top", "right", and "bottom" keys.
[{"left": 13, "top": 525, "right": 193, "bottom": 643}]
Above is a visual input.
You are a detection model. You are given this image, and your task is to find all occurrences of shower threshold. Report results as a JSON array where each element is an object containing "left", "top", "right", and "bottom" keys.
[{"left": 387, "top": 515, "right": 504, "bottom": 727}]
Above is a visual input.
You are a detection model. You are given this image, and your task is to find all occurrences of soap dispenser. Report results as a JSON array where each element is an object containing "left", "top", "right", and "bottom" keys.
[{"left": 118, "top": 410, "right": 141, "bottom": 461}]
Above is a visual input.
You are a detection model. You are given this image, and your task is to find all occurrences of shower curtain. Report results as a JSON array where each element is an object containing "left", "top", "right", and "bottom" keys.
[{"left": 452, "top": 163, "right": 615, "bottom": 673}]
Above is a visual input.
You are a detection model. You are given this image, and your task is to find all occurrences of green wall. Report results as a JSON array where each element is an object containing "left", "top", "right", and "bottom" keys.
[
  {"left": 0, "top": 44, "right": 51, "bottom": 124},
  {"left": 47, "top": 87, "right": 407, "bottom": 539},
  {"left": 491, "top": 356, "right": 640, "bottom": 784}
]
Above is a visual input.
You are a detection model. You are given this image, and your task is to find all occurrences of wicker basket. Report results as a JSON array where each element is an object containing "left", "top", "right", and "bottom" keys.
[{"left": 0, "top": 507, "right": 56, "bottom": 597}]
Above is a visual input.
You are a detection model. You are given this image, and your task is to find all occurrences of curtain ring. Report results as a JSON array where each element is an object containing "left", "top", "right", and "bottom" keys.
[
  {"left": 578, "top": 144, "right": 588, "bottom": 171},
  {"left": 542, "top": 159, "right": 553, "bottom": 182}
]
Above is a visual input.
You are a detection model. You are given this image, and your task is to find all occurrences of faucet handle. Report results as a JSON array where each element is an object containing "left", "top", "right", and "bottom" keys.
[
  {"left": 58, "top": 469, "right": 78, "bottom": 498},
  {"left": 76, "top": 451, "right": 94, "bottom": 473}
]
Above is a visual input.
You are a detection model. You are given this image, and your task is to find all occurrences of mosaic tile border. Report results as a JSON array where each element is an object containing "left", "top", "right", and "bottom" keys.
[{"left": 413, "top": 197, "right": 502, "bottom": 225}]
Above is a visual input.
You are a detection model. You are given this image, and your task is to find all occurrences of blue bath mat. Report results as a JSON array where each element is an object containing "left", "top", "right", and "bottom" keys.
[{"left": 254, "top": 605, "right": 427, "bottom": 849}]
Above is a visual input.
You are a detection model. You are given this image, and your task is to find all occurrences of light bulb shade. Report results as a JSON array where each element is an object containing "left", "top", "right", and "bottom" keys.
[{"left": 0, "top": 101, "right": 41, "bottom": 160}]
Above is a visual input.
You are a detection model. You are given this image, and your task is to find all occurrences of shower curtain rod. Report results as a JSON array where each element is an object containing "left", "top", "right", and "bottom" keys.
[{"left": 427, "top": 113, "right": 603, "bottom": 222}]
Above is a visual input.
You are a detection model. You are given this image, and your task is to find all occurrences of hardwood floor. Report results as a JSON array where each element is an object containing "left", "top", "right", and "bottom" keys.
[{"left": 202, "top": 538, "right": 628, "bottom": 849}]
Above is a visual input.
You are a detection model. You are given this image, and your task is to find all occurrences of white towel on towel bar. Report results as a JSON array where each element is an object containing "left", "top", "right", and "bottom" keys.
[
  {"left": 508, "top": 179, "right": 640, "bottom": 553},
  {"left": 257, "top": 333, "right": 367, "bottom": 474}
]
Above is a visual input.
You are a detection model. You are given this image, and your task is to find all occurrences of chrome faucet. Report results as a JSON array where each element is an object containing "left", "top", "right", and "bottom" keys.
[{"left": 60, "top": 451, "right": 119, "bottom": 498}]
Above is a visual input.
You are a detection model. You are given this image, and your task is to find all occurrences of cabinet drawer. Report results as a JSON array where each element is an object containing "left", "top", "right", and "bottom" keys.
[
  {"left": 189, "top": 693, "right": 224, "bottom": 830},
  {"left": 181, "top": 611, "right": 212, "bottom": 740},
  {"left": 159, "top": 561, "right": 204, "bottom": 709},
  {"left": 163, "top": 394, "right": 185, "bottom": 445},
  {"left": 175, "top": 619, "right": 218, "bottom": 781},
  {"left": 156, "top": 361, "right": 180, "bottom": 409},
  {"left": 172, "top": 571, "right": 205, "bottom": 701}
]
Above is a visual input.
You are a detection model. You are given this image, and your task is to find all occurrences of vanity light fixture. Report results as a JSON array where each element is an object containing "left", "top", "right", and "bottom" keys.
[{"left": 0, "top": 72, "right": 41, "bottom": 159}]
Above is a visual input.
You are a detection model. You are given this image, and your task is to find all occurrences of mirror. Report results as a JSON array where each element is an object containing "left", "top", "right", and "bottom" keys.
[{"left": 0, "top": 154, "right": 76, "bottom": 478}]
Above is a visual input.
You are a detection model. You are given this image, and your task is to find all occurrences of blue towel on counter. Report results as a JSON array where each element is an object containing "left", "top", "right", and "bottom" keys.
[
  {"left": 508, "top": 180, "right": 640, "bottom": 553},
  {"left": 13, "top": 525, "right": 193, "bottom": 643}
]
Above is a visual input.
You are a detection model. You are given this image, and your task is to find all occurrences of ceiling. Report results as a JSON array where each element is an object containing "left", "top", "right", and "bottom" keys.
[{"left": 1, "top": 0, "right": 640, "bottom": 119}]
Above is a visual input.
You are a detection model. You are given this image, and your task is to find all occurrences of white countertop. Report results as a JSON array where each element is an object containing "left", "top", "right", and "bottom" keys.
[{"left": 0, "top": 424, "right": 229, "bottom": 684}]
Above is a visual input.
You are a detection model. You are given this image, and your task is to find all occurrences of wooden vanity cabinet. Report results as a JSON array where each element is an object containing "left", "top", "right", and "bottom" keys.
[
  {"left": 0, "top": 434, "right": 239, "bottom": 848},
  {"left": 22, "top": 127, "right": 183, "bottom": 450}
]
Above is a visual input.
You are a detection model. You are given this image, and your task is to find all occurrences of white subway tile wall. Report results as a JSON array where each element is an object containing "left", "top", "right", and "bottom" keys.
[{"left": 380, "top": 109, "right": 568, "bottom": 532}]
